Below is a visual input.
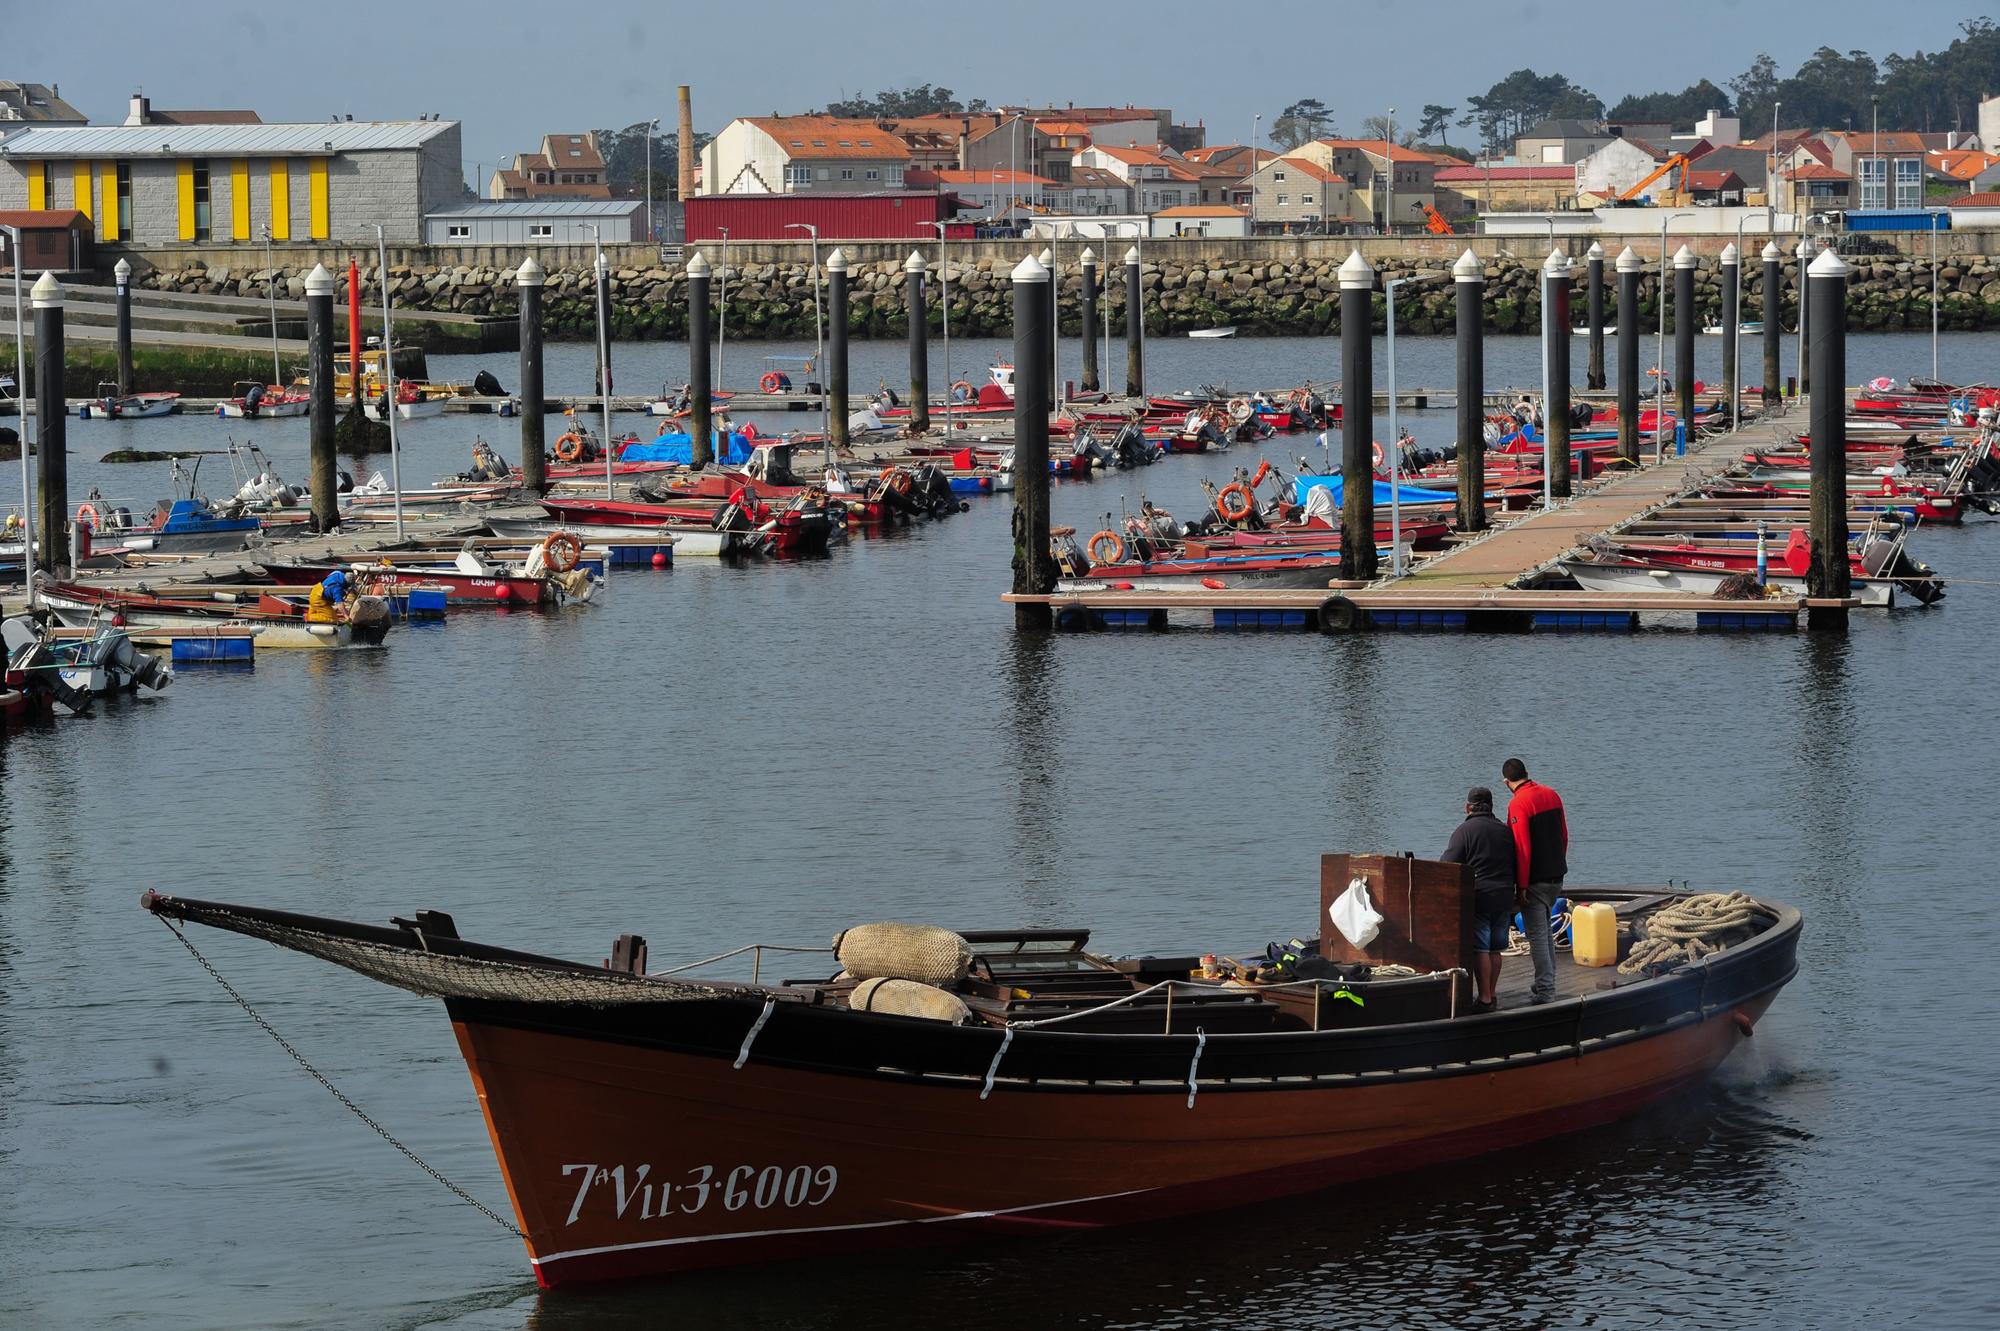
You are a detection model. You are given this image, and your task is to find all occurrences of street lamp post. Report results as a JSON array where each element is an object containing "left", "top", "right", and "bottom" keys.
[
  {"left": 717, "top": 226, "right": 729, "bottom": 391},
  {"left": 3, "top": 223, "right": 33, "bottom": 607},
  {"left": 785, "top": 222, "right": 826, "bottom": 445},
  {"left": 371, "top": 224, "right": 405, "bottom": 539},
  {"left": 588, "top": 223, "right": 614, "bottom": 498},
  {"left": 254, "top": 231, "right": 281, "bottom": 386},
  {"left": 1385, "top": 270, "right": 1446, "bottom": 575},
  {"left": 1250, "top": 114, "right": 1261, "bottom": 235},
  {"left": 1384, "top": 106, "right": 1396, "bottom": 233},
  {"left": 927, "top": 221, "right": 952, "bottom": 435},
  {"left": 1768, "top": 101, "right": 1782, "bottom": 236},
  {"left": 644, "top": 117, "right": 661, "bottom": 243},
  {"left": 1931, "top": 210, "right": 1943, "bottom": 380},
  {"left": 1654, "top": 210, "right": 1692, "bottom": 460}
]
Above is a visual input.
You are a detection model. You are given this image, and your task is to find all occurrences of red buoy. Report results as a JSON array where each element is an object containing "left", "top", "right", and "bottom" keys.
[
  {"left": 1200, "top": 577, "right": 1227, "bottom": 590},
  {"left": 651, "top": 551, "right": 668, "bottom": 569},
  {"left": 493, "top": 584, "right": 512, "bottom": 602}
]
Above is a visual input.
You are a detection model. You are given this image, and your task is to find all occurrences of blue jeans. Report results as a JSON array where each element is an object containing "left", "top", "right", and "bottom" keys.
[{"left": 1522, "top": 882, "right": 1561, "bottom": 1003}]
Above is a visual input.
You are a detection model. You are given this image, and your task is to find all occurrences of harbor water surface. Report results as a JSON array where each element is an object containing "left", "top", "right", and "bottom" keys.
[{"left": 3, "top": 332, "right": 1997, "bottom": 1329}]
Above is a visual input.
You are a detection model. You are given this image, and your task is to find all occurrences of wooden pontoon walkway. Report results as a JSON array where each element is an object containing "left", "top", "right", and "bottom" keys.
[{"left": 1004, "top": 398, "right": 1863, "bottom": 632}]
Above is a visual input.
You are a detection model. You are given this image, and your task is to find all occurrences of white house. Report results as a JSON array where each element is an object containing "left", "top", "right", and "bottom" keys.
[
  {"left": 1574, "top": 135, "right": 1671, "bottom": 199},
  {"left": 698, "top": 116, "right": 910, "bottom": 195}
]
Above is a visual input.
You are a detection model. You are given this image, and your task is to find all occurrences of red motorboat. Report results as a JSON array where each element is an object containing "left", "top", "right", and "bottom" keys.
[
  {"left": 261, "top": 560, "right": 556, "bottom": 605},
  {"left": 543, "top": 498, "right": 834, "bottom": 557}
]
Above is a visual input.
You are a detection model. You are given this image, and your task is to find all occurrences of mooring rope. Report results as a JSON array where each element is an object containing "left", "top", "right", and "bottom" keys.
[
  {"left": 1618, "top": 891, "right": 1775, "bottom": 975},
  {"left": 157, "top": 915, "right": 525, "bottom": 1238}
]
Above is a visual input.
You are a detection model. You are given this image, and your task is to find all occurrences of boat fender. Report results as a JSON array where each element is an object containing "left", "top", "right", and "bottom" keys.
[
  {"left": 1200, "top": 577, "right": 1226, "bottom": 590},
  {"left": 848, "top": 977, "right": 972, "bottom": 1025},
  {"left": 1318, "top": 594, "right": 1359, "bottom": 634},
  {"left": 1250, "top": 460, "right": 1272, "bottom": 488},
  {"left": 832, "top": 923, "right": 972, "bottom": 986}
]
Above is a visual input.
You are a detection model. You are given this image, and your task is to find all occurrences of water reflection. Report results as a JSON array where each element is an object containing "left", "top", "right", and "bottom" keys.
[
  {"left": 1001, "top": 632, "right": 1067, "bottom": 922},
  {"left": 508, "top": 1085, "right": 1801, "bottom": 1331}
]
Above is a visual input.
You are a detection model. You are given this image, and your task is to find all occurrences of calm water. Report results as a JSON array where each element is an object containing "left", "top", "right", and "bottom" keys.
[{"left": 3, "top": 332, "right": 1998, "bottom": 1330}]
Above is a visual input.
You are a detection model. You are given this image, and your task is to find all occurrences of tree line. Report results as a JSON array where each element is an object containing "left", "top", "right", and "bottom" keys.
[{"left": 1271, "top": 17, "right": 1997, "bottom": 155}]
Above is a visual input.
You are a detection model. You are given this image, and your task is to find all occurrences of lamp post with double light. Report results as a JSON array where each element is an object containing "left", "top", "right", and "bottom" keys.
[
  {"left": 785, "top": 222, "right": 826, "bottom": 442},
  {"left": 1385, "top": 269, "right": 1447, "bottom": 574}
]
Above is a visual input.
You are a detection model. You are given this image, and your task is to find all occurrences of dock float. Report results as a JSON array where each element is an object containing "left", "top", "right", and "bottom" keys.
[{"left": 1001, "top": 588, "right": 1813, "bottom": 634}]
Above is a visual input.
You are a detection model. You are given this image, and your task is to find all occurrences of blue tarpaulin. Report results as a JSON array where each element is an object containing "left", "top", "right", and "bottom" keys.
[
  {"left": 1294, "top": 475, "right": 1458, "bottom": 506},
  {"left": 619, "top": 432, "right": 754, "bottom": 465}
]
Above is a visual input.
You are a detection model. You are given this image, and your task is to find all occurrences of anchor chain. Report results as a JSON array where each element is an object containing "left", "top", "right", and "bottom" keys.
[{"left": 158, "top": 916, "right": 525, "bottom": 1238}]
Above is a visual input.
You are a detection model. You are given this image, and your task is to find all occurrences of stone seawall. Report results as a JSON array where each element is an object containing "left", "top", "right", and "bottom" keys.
[{"left": 135, "top": 250, "right": 2000, "bottom": 340}]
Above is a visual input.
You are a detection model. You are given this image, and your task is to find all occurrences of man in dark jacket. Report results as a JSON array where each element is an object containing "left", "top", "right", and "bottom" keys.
[
  {"left": 1441, "top": 786, "right": 1516, "bottom": 1013},
  {"left": 1503, "top": 757, "right": 1569, "bottom": 1004}
]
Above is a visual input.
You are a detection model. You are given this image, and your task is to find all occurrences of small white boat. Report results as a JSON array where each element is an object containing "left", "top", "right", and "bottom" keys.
[
  {"left": 1571, "top": 325, "right": 1618, "bottom": 335},
  {"left": 1189, "top": 327, "right": 1237, "bottom": 339},
  {"left": 85, "top": 383, "right": 181, "bottom": 419},
  {"left": 1560, "top": 558, "right": 1894, "bottom": 607},
  {"left": 1701, "top": 319, "right": 1764, "bottom": 336},
  {"left": 216, "top": 382, "right": 310, "bottom": 418},
  {"left": 363, "top": 396, "right": 448, "bottom": 421}
]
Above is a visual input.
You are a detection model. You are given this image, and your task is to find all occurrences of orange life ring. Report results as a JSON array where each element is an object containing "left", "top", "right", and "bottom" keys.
[
  {"left": 1372, "top": 441, "right": 1386, "bottom": 470},
  {"left": 952, "top": 380, "right": 974, "bottom": 400},
  {"left": 1086, "top": 529, "right": 1125, "bottom": 565},
  {"left": 1217, "top": 483, "right": 1255, "bottom": 522},
  {"left": 75, "top": 501, "right": 100, "bottom": 530},
  {"left": 540, "top": 531, "right": 583, "bottom": 574},
  {"left": 1250, "top": 460, "right": 1272, "bottom": 488},
  {"left": 656, "top": 420, "right": 670, "bottom": 437},
  {"left": 878, "top": 466, "right": 913, "bottom": 497},
  {"left": 760, "top": 371, "right": 786, "bottom": 394},
  {"left": 554, "top": 432, "right": 584, "bottom": 462}
]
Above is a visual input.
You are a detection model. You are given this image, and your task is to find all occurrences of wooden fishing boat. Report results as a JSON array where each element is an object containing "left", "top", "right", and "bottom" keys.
[
  {"left": 138, "top": 854, "right": 1801, "bottom": 1289},
  {"left": 39, "top": 580, "right": 396, "bottom": 647}
]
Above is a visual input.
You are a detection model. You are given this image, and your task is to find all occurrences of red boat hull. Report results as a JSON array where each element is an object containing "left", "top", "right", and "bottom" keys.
[
  {"left": 261, "top": 562, "right": 548, "bottom": 604},
  {"left": 449, "top": 995, "right": 1769, "bottom": 1288}
]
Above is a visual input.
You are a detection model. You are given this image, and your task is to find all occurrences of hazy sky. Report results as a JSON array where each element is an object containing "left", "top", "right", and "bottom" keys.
[{"left": 14, "top": 0, "right": 1984, "bottom": 187}]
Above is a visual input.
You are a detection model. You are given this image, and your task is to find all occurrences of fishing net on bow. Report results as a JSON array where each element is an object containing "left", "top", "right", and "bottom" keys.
[{"left": 148, "top": 895, "right": 727, "bottom": 1005}]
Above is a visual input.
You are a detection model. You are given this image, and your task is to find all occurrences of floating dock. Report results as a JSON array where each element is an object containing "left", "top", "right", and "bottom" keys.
[{"left": 1004, "top": 399, "right": 1867, "bottom": 634}]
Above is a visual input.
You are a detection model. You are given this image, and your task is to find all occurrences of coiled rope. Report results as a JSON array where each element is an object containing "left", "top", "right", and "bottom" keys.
[{"left": 1618, "top": 891, "right": 1776, "bottom": 975}]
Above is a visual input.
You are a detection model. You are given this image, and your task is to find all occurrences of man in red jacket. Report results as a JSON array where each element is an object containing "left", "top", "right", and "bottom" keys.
[{"left": 1503, "top": 757, "right": 1568, "bottom": 1004}]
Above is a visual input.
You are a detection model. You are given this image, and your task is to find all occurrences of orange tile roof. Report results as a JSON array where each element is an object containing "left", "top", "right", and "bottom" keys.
[
  {"left": 1946, "top": 191, "right": 2000, "bottom": 207},
  {"left": 746, "top": 117, "right": 912, "bottom": 160},
  {"left": 1314, "top": 138, "right": 1434, "bottom": 163},
  {"left": 1931, "top": 150, "right": 2000, "bottom": 180},
  {"left": 1790, "top": 163, "right": 1850, "bottom": 181},
  {"left": 1829, "top": 130, "right": 1929, "bottom": 155},
  {"left": 1267, "top": 155, "right": 1344, "bottom": 183},
  {"left": 1154, "top": 204, "right": 1246, "bottom": 217},
  {"left": 916, "top": 168, "right": 1059, "bottom": 186}
]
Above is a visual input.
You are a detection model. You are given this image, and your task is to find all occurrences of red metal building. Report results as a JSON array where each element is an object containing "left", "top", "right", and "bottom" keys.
[{"left": 684, "top": 192, "right": 954, "bottom": 241}]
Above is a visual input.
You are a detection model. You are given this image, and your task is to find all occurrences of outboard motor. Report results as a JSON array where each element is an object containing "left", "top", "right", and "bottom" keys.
[
  {"left": 1112, "top": 421, "right": 1153, "bottom": 468},
  {"left": 243, "top": 383, "right": 265, "bottom": 416},
  {"left": 1570, "top": 400, "right": 1594, "bottom": 431},
  {"left": 911, "top": 463, "right": 963, "bottom": 519}
]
